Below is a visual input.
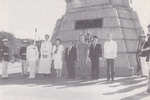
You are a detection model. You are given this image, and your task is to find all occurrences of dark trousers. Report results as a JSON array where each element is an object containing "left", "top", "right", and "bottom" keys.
[
  {"left": 91, "top": 59, "right": 99, "bottom": 79},
  {"left": 66, "top": 61, "right": 75, "bottom": 78},
  {"left": 106, "top": 59, "right": 115, "bottom": 80}
]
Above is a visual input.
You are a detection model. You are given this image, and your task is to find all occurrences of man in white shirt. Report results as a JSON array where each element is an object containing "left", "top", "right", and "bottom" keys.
[
  {"left": 104, "top": 34, "right": 117, "bottom": 81},
  {"left": 27, "top": 40, "right": 39, "bottom": 78}
]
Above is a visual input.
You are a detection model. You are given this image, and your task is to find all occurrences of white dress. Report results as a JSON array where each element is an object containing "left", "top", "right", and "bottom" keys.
[
  {"left": 52, "top": 45, "right": 64, "bottom": 69},
  {"left": 38, "top": 41, "right": 52, "bottom": 74}
]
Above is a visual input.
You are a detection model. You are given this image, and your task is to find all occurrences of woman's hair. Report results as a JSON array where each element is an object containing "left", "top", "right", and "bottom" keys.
[{"left": 56, "top": 38, "right": 61, "bottom": 42}]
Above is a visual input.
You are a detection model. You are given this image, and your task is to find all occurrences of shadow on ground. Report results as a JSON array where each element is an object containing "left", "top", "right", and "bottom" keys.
[{"left": 0, "top": 73, "right": 149, "bottom": 99}]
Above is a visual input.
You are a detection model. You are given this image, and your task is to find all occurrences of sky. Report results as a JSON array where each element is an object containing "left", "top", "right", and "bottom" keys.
[{"left": 0, "top": 0, "right": 150, "bottom": 39}]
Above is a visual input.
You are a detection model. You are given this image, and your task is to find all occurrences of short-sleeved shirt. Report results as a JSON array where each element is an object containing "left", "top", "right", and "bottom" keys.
[{"left": 77, "top": 42, "right": 89, "bottom": 60}]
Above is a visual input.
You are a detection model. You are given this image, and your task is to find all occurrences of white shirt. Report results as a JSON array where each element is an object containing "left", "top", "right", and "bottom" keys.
[
  {"left": 104, "top": 40, "right": 117, "bottom": 59},
  {"left": 26, "top": 45, "right": 39, "bottom": 61}
]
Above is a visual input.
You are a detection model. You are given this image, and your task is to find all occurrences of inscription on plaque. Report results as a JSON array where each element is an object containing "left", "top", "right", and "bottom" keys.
[{"left": 75, "top": 19, "right": 103, "bottom": 30}]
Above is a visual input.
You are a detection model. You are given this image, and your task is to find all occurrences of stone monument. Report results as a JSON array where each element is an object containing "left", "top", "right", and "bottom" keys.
[{"left": 51, "top": 0, "right": 143, "bottom": 77}]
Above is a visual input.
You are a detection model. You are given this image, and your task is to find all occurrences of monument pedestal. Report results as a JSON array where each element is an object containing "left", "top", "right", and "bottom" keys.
[{"left": 51, "top": 0, "right": 142, "bottom": 77}]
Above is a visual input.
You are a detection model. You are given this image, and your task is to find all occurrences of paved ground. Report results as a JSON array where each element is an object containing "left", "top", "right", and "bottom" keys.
[
  {"left": 0, "top": 74, "right": 149, "bottom": 100},
  {"left": 0, "top": 63, "right": 150, "bottom": 100}
]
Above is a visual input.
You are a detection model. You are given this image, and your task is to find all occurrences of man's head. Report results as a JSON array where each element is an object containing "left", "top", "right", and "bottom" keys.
[
  {"left": 45, "top": 34, "right": 50, "bottom": 41},
  {"left": 23, "top": 40, "right": 28, "bottom": 46},
  {"left": 93, "top": 36, "right": 98, "bottom": 43},
  {"left": 107, "top": 34, "right": 112, "bottom": 41},
  {"left": 68, "top": 40, "right": 74, "bottom": 47},
  {"left": 30, "top": 40, "right": 34, "bottom": 45},
  {"left": 2, "top": 39, "right": 8, "bottom": 46}
]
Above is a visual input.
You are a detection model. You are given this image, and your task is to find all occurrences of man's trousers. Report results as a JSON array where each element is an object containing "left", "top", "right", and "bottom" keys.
[
  {"left": 2, "top": 61, "right": 9, "bottom": 78},
  {"left": 66, "top": 61, "right": 75, "bottom": 78},
  {"left": 91, "top": 59, "right": 99, "bottom": 79},
  {"left": 28, "top": 61, "right": 36, "bottom": 78},
  {"left": 106, "top": 59, "right": 115, "bottom": 80},
  {"left": 22, "top": 60, "right": 28, "bottom": 75}
]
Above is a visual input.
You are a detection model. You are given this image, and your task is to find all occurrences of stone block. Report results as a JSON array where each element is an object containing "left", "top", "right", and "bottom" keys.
[
  {"left": 122, "top": 29, "right": 138, "bottom": 39},
  {"left": 50, "top": 34, "right": 57, "bottom": 43},
  {"left": 133, "top": 20, "right": 142, "bottom": 29},
  {"left": 82, "top": 0, "right": 110, "bottom": 7},
  {"left": 57, "top": 30, "right": 81, "bottom": 41},
  {"left": 136, "top": 29, "right": 144, "bottom": 37},
  {"left": 118, "top": 10, "right": 132, "bottom": 19},
  {"left": 120, "top": 19, "right": 135, "bottom": 28},
  {"left": 103, "top": 17, "right": 120, "bottom": 27},
  {"left": 97, "top": 8, "right": 118, "bottom": 18},
  {"left": 131, "top": 11, "right": 139, "bottom": 20},
  {"left": 55, "top": 19, "right": 62, "bottom": 27},
  {"left": 80, "top": 10, "right": 98, "bottom": 20},
  {"left": 111, "top": 0, "right": 130, "bottom": 8},
  {"left": 127, "top": 53, "right": 137, "bottom": 68},
  {"left": 63, "top": 12, "right": 81, "bottom": 21},
  {"left": 52, "top": 27, "right": 60, "bottom": 35},
  {"left": 60, "top": 21, "right": 75, "bottom": 31},
  {"left": 115, "top": 53, "right": 130, "bottom": 67},
  {"left": 124, "top": 40, "right": 138, "bottom": 52},
  {"left": 96, "top": 28, "right": 123, "bottom": 39}
]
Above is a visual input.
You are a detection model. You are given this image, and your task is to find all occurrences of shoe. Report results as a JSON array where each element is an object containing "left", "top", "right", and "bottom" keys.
[
  {"left": 106, "top": 79, "right": 110, "bottom": 81},
  {"left": 28, "top": 77, "right": 31, "bottom": 78},
  {"left": 111, "top": 79, "right": 114, "bottom": 81},
  {"left": 46, "top": 77, "right": 49, "bottom": 78}
]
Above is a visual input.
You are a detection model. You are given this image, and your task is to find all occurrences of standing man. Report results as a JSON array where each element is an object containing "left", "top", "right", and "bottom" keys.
[
  {"left": 89, "top": 36, "right": 102, "bottom": 80},
  {"left": 0, "top": 39, "right": 10, "bottom": 79},
  {"left": 36, "top": 41, "right": 41, "bottom": 74},
  {"left": 77, "top": 36, "right": 89, "bottom": 79},
  {"left": 19, "top": 40, "right": 28, "bottom": 76},
  {"left": 65, "top": 40, "right": 77, "bottom": 79},
  {"left": 26, "top": 40, "right": 39, "bottom": 79},
  {"left": 146, "top": 24, "right": 150, "bottom": 93},
  {"left": 38, "top": 34, "right": 52, "bottom": 78},
  {"left": 104, "top": 34, "right": 117, "bottom": 81}
]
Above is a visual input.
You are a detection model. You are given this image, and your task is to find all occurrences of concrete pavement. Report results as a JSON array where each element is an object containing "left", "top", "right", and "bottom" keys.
[{"left": 0, "top": 73, "right": 150, "bottom": 100}]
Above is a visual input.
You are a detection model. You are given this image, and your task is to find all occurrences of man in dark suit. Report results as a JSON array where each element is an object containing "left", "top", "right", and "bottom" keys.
[
  {"left": 89, "top": 36, "right": 102, "bottom": 80},
  {"left": 65, "top": 40, "right": 77, "bottom": 79}
]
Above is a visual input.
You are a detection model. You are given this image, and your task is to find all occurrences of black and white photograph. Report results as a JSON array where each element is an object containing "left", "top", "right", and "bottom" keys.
[{"left": 0, "top": 0, "right": 150, "bottom": 100}]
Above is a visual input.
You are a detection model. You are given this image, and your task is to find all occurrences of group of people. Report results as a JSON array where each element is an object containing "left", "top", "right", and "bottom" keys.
[
  {"left": 137, "top": 24, "right": 150, "bottom": 93},
  {"left": 0, "top": 33, "right": 117, "bottom": 82}
]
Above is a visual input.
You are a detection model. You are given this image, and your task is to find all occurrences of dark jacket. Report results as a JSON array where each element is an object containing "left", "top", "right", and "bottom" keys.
[
  {"left": 65, "top": 46, "right": 77, "bottom": 62},
  {"left": 89, "top": 43, "right": 102, "bottom": 60},
  {"left": 20, "top": 46, "right": 27, "bottom": 60},
  {"left": 0, "top": 46, "right": 10, "bottom": 62}
]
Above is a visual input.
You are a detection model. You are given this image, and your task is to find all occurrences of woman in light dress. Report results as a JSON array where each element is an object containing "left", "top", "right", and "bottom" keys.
[
  {"left": 52, "top": 38, "right": 64, "bottom": 78},
  {"left": 38, "top": 34, "right": 52, "bottom": 78}
]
